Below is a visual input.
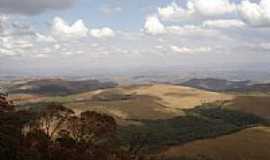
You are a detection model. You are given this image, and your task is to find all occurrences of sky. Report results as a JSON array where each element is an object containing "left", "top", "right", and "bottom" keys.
[{"left": 0, "top": 0, "right": 270, "bottom": 76}]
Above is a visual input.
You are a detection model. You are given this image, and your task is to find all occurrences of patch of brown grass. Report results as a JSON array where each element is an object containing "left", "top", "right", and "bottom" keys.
[
  {"left": 122, "top": 84, "right": 234, "bottom": 110},
  {"left": 224, "top": 96, "right": 270, "bottom": 118},
  {"left": 10, "top": 84, "right": 234, "bottom": 121},
  {"left": 9, "top": 94, "right": 45, "bottom": 105},
  {"left": 65, "top": 95, "right": 184, "bottom": 120},
  {"left": 161, "top": 126, "right": 270, "bottom": 160}
]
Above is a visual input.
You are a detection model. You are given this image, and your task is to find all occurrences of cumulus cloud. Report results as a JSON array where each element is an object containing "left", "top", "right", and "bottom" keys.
[
  {"left": 0, "top": 0, "right": 76, "bottom": 15},
  {"left": 51, "top": 17, "right": 89, "bottom": 38},
  {"left": 0, "top": 15, "right": 8, "bottom": 32},
  {"left": 158, "top": 0, "right": 236, "bottom": 21},
  {"left": 0, "top": 48, "right": 15, "bottom": 56},
  {"left": 203, "top": 19, "right": 246, "bottom": 28},
  {"left": 143, "top": 15, "right": 228, "bottom": 40},
  {"left": 157, "top": 0, "right": 270, "bottom": 27},
  {"left": 90, "top": 27, "right": 115, "bottom": 38},
  {"left": 35, "top": 33, "right": 56, "bottom": 42},
  {"left": 51, "top": 17, "right": 116, "bottom": 39},
  {"left": 2, "top": 0, "right": 270, "bottom": 73},
  {"left": 0, "top": 36, "right": 34, "bottom": 56},
  {"left": 192, "top": 0, "right": 236, "bottom": 17},
  {"left": 165, "top": 25, "right": 227, "bottom": 40},
  {"left": 35, "top": 53, "right": 49, "bottom": 58},
  {"left": 0, "top": 17, "right": 36, "bottom": 56},
  {"left": 170, "top": 45, "right": 212, "bottom": 54},
  {"left": 158, "top": 2, "right": 193, "bottom": 21},
  {"left": 238, "top": 0, "right": 270, "bottom": 27},
  {"left": 144, "top": 16, "right": 166, "bottom": 35}
]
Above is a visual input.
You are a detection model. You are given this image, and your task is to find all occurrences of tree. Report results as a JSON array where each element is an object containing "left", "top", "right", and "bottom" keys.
[
  {"left": 0, "top": 93, "right": 24, "bottom": 160},
  {"left": 0, "top": 94, "right": 14, "bottom": 112},
  {"left": 67, "top": 111, "right": 117, "bottom": 145},
  {"left": 29, "top": 103, "right": 74, "bottom": 138}
]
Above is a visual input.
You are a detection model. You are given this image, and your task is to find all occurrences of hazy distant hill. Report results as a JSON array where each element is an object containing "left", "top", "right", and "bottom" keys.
[
  {"left": 230, "top": 83, "right": 270, "bottom": 93},
  {"left": 182, "top": 78, "right": 270, "bottom": 94},
  {"left": 14, "top": 84, "right": 233, "bottom": 121},
  {"left": 8, "top": 79, "right": 117, "bottom": 96},
  {"left": 181, "top": 78, "right": 251, "bottom": 91}
]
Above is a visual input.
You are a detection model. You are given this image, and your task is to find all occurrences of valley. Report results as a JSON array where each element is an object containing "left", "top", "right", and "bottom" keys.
[{"left": 2, "top": 78, "right": 270, "bottom": 160}]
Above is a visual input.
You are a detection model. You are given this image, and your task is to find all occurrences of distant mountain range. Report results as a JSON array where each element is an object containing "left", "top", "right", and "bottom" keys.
[
  {"left": 230, "top": 83, "right": 270, "bottom": 93},
  {"left": 4, "top": 77, "right": 270, "bottom": 97},
  {"left": 8, "top": 79, "right": 117, "bottom": 96},
  {"left": 181, "top": 78, "right": 270, "bottom": 93}
]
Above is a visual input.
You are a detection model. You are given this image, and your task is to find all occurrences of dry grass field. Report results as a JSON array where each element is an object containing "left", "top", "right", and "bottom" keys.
[
  {"left": 224, "top": 96, "right": 270, "bottom": 119},
  {"left": 161, "top": 126, "right": 270, "bottom": 160},
  {"left": 9, "top": 94, "right": 46, "bottom": 105},
  {"left": 11, "top": 84, "right": 234, "bottom": 122},
  {"left": 62, "top": 84, "right": 234, "bottom": 120}
]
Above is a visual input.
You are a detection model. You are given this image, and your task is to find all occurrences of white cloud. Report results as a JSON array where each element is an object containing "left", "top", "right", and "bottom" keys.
[
  {"left": 90, "top": 27, "right": 115, "bottom": 38},
  {"left": 166, "top": 25, "right": 223, "bottom": 39},
  {"left": 170, "top": 46, "right": 191, "bottom": 53},
  {"left": 0, "top": 34, "right": 33, "bottom": 57},
  {"left": 35, "top": 33, "right": 56, "bottom": 42},
  {"left": 14, "top": 40, "right": 33, "bottom": 49},
  {"left": 35, "top": 54, "right": 49, "bottom": 58},
  {"left": 0, "top": 15, "right": 8, "bottom": 30},
  {"left": 170, "top": 45, "right": 212, "bottom": 54},
  {"left": 63, "top": 51, "right": 73, "bottom": 55},
  {"left": 54, "top": 44, "right": 61, "bottom": 50},
  {"left": 51, "top": 17, "right": 116, "bottom": 39},
  {"left": 0, "top": 48, "right": 14, "bottom": 56},
  {"left": 158, "top": 2, "right": 193, "bottom": 21},
  {"left": 203, "top": 19, "right": 246, "bottom": 28},
  {"left": 51, "top": 17, "right": 89, "bottom": 38},
  {"left": 158, "top": 0, "right": 236, "bottom": 21},
  {"left": 238, "top": 0, "right": 270, "bottom": 27},
  {"left": 192, "top": 0, "right": 236, "bottom": 17},
  {"left": 156, "top": 0, "right": 270, "bottom": 27},
  {"left": 155, "top": 45, "right": 164, "bottom": 50},
  {"left": 144, "top": 16, "right": 166, "bottom": 35},
  {"left": 2, "top": 2, "right": 270, "bottom": 72}
]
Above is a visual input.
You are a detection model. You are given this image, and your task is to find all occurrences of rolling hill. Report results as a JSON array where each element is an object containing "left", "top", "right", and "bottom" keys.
[
  {"left": 13, "top": 83, "right": 233, "bottom": 121},
  {"left": 223, "top": 96, "right": 270, "bottom": 119},
  {"left": 60, "top": 84, "right": 234, "bottom": 120},
  {"left": 8, "top": 80, "right": 270, "bottom": 160},
  {"left": 7, "top": 79, "right": 117, "bottom": 96},
  {"left": 182, "top": 78, "right": 270, "bottom": 94},
  {"left": 161, "top": 126, "right": 270, "bottom": 160},
  {"left": 230, "top": 83, "right": 270, "bottom": 93},
  {"left": 181, "top": 78, "right": 251, "bottom": 91}
]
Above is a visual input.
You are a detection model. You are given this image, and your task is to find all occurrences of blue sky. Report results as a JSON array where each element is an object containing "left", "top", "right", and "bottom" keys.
[
  {"left": 0, "top": 0, "right": 270, "bottom": 75},
  {"left": 30, "top": 0, "right": 249, "bottom": 30},
  {"left": 32, "top": 0, "right": 175, "bottom": 30}
]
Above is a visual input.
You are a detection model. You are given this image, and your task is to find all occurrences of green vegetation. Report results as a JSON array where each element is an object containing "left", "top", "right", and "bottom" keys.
[
  {"left": 2, "top": 94, "right": 212, "bottom": 160},
  {"left": 3, "top": 81, "right": 270, "bottom": 160},
  {"left": 119, "top": 104, "right": 266, "bottom": 150},
  {"left": 0, "top": 96, "right": 139, "bottom": 160}
]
